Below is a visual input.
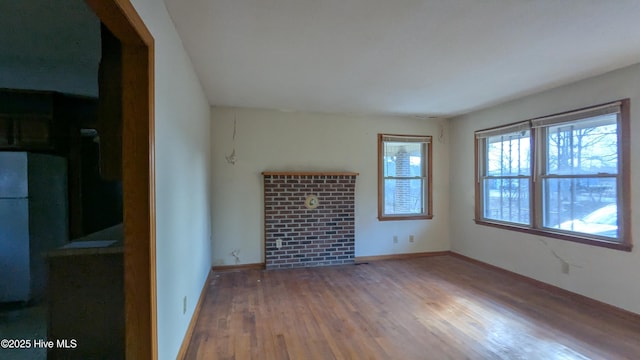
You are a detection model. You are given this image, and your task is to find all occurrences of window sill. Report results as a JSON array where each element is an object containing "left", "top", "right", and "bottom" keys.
[
  {"left": 473, "top": 219, "right": 632, "bottom": 252},
  {"left": 378, "top": 214, "right": 433, "bottom": 221}
]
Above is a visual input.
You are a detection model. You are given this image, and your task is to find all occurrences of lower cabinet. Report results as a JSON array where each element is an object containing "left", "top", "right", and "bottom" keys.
[{"left": 47, "top": 251, "right": 124, "bottom": 359}]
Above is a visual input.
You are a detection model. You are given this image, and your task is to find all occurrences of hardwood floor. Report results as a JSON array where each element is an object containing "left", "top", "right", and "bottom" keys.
[{"left": 184, "top": 256, "right": 640, "bottom": 359}]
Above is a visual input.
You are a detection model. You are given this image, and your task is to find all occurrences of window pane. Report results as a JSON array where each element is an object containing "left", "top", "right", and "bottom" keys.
[
  {"left": 482, "top": 178, "right": 530, "bottom": 224},
  {"left": 546, "top": 114, "right": 618, "bottom": 175},
  {"left": 384, "top": 178, "right": 424, "bottom": 215},
  {"left": 383, "top": 142, "right": 423, "bottom": 177},
  {"left": 486, "top": 131, "right": 530, "bottom": 176},
  {"left": 474, "top": 101, "right": 628, "bottom": 248},
  {"left": 542, "top": 177, "right": 618, "bottom": 239}
]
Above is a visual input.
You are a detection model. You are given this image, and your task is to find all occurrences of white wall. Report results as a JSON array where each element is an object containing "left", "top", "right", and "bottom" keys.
[
  {"left": 211, "top": 108, "right": 450, "bottom": 266},
  {"left": 449, "top": 63, "right": 640, "bottom": 314},
  {"left": 130, "top": 1, "right": 212, "bottom": 359}
]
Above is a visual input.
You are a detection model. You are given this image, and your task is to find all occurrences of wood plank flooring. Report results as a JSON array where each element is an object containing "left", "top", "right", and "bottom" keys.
[{"left": 184, "top": 256, "right": 640, "bottom": 359}]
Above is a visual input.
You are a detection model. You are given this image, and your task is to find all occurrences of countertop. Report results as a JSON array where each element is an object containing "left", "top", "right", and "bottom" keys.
[{"left": 48, "top": 240, "right": 123, "bottom": 257}]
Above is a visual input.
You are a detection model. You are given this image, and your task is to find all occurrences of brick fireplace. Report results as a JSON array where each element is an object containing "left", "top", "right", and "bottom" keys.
[{"left": 262, "top": 172, "right": 358, "bottom": 269}]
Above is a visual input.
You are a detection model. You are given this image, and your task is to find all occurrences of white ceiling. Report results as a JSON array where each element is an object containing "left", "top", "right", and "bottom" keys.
[{"left": 164, "top": 0, "right": 640, "bottom": 117}]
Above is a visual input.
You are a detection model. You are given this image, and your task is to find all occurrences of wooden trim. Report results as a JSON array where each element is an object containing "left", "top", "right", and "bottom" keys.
[
  {"left": 84, "top": 1, "right": 157, "bottom": 359},
  {"left": 531, "top": 127, "right": 540, "bottom": 228},
  {"left": 619, "top": 98, "right": 631, "bottom": 248},
  {"left": 473, "top": 219, "right": 632, "bottom": 252},
  {"left": 377, "top": 214, "right": 434, "bottom": 221},
  {"left": 84, "top": 0, "right": 152, "bottom": 46},
  {"left": 261, "top": 171, "right": 359, "bottom": 176},
  {"left": 176, "top": 269, "right": 212, "bottom": 359},
  {"left": 474, "top": 137, "right": 481, "bottom": 221},
  {"left": 426, "top": 139, "right": 433, "bottom": 217},
  {"left": 377, "top": 133, "right": 384, "bottom": 219},
  {"left": 449, "top": 251, "right": 640, "bottom": 321},
  {"left": 355, "top": 251, "right": 449, "bottom": 263},
  {"left": 377, "top": 133, "right": 433, "bottom": 221},
  {"left": 212, "top": 263, "right": 266, "bottom": 272}
]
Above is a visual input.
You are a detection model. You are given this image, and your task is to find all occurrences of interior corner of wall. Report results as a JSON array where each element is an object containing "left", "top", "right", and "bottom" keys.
[{"left": 212, "top": 259, "right": 225, "bottom": 266}]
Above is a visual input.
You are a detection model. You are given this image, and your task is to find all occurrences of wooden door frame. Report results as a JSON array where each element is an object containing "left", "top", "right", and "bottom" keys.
[{"left": 84, "top": 1, "right": 157, "bottom": 359}]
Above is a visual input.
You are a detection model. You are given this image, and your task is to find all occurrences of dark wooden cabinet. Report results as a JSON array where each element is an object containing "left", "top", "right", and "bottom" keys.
[
  {"left": 0, "top": 115, "right": 53, "bottom": 150},
  {"left": 0, "top": 89, "right": 98, "bottom": 153},
  {"left": 0, "top": 89, "right": 57, "bottom": 151},
  {"left": 0, "top": 116, "right": 10, "bottom": 147},
  {"left": 47, "top": 246, "right": 124, "bottom": 359},
  {"left": 14, "top": 115, "right": 52, "bottom": 147}
]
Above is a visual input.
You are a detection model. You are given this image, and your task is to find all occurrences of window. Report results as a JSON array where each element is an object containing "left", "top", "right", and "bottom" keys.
[
  {"left": 378, "top": 134, "right": 432, "bottom": 220},
  {"left": 475, "top": 100, "right": 631, "bottom": 251},
  {"left": 476, "top": 122, "right": 532, "bottom": 225}
]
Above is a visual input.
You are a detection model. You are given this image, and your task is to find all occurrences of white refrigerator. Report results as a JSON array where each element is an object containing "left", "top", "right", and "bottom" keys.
[{"left": 0, "top": 152, "right": 68, "bottom": 303}]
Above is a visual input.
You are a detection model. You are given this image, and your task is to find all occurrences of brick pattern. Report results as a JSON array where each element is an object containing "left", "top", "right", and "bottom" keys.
[{"left": 264, "top": 174, "right": 356, "bottom": 270}]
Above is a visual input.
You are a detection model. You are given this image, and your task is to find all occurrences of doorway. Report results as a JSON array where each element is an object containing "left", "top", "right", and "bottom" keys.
[
  {"left": 84, "top": 1, "right": 157, "bottom": 358},
  {"left": 0, "top": 1, "right": 155, "bottom": 357}
]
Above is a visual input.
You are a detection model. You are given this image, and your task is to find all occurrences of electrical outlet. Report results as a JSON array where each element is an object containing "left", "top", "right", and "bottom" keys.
[
  {"left": 409, "top": 235, "right": 415, "bottom": 243},
  {"left": 561, "top": 262, "right": 570, "bottom": 274},
  {"left": 183, "top": 296, "right": 187, "bottom": 314},
  {"left": 393, "top": 235, "right": 398, "bottom": 244},
  {"left": 276, "top": 238, "right": 283, "bottom": 249}
]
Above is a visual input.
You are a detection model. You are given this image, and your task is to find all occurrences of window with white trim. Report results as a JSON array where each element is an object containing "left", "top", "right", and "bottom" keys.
[
  {"left": 378, "top": 134, "right": 432, "bottom": 220},
  {"left": 475, "top": 100, "right": 631, "bottom": 251}
]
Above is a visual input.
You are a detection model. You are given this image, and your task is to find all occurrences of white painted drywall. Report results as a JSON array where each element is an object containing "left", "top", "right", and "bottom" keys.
[
  {"left": 449, "top": 62, "right": 640, "bottom": 315},
  {"left": 210, "top": 108, "right": 450, "bottom": 266},
  {"left": 130, "top": 1, "right": 212, "bottom": 358}
]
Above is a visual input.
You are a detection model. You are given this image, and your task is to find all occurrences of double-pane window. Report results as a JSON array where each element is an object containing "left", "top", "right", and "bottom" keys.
[{"left": 475, "top": 100, "right": 630, "bottom": 250}]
